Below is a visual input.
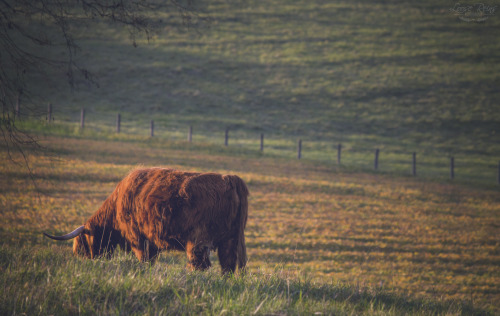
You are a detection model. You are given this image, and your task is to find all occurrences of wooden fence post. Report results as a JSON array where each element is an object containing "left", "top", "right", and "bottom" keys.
[
  {"left": 150, "top": 120, "right": 154, "bottom": 137},
  {"left": 47, "top": 103, "right": 52, "bottom": 123},
  {"left": 337, "top": 143, "right": 342, "bottom": 165},
  {"left": 225, "top": 128, "right": 229, "bottom": 146},
  {"left": 374, "top": 148, "right": 379, "bottom": 170},
  {"left": 297, "top": 139, "right": 302, "bottom": 159},
  {"left": 80, "top": 108, "right": 85, "bottom": 129},
  {"left": 116, "top": 114, "right": 121, "bottom": 133},
  {"left": 260, "top": 133, "right": 264, "bottom": 152},
  {"left": 188, "top": 126, "right": 192, "bottom": 142},
  {"left": 450, "top": 157, "right": 455, "bottom": 180},
  {"left": 15, "top": 93, "right": 21, "bottom": 119},
  {"left": 412, "top": 152, "right": 417, "bottom": 176},
  {"left": 497, "top": 161, "right": 500, "bottom": 185}
]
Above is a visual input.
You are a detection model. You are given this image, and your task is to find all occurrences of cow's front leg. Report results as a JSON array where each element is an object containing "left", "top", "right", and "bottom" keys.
[
  {"left": 186, "top": 241, "right": 211, "bottom": 271},
  {"left": 132, "top": 238, "right": 159, "bottom": 263}
]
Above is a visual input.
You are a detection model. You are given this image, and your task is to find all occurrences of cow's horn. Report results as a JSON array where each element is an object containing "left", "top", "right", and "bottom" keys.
[{"left": 43, "top": 225, "right": 85, "bottom": 241}]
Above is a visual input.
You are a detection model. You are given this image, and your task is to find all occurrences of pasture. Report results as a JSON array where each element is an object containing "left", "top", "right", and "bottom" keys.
[
  {"left": 1, "top": 135, "right": 498, "bottom": 314},
  {"left": 22, "top": 0, "right": 500, "bottom": 187},
  {"left": 2, "top": 0, "right": 499, "bottom": 314}
]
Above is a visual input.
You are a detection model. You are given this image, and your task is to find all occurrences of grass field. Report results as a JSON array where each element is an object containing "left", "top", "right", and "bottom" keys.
[
  {"left": 1, "top": 135, "right": 499, "bottom": 314},
  {"left": 3, "top": 0, "right": 500, "bottom": 314},
  {"left": 19, "top": 0, "right": 500, "bottom": 186}
]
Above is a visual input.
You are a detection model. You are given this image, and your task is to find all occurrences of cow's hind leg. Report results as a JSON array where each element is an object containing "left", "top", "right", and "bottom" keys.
[{"left": 217, "top": 238, "right": 238, "bottom": 275}]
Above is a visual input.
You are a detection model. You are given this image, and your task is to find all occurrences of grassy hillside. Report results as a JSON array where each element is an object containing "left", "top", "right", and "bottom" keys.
[
  {"left": 20, "top": 0, "right": 500, "bottom": 185},
  {"left": 1, "top": 135, "right": 499, "bottom": 314}
]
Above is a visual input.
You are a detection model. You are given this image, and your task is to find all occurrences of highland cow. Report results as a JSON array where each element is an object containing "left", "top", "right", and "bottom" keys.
[{"left": 44, "top": 168, "right": 249, "bottom": 274}]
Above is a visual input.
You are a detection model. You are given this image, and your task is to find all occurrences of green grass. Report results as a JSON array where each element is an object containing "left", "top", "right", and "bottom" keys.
[
  {"left": 0, "top": 244, "right": 484, "bottom": 315},
  {"left": 17, "top": 0, "right": 500, "bottom": 187}
]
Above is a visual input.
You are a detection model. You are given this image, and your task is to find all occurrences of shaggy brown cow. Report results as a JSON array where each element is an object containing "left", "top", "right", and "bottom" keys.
[{"left": 44, "top": 168, "right": 249, "bottom": 274}]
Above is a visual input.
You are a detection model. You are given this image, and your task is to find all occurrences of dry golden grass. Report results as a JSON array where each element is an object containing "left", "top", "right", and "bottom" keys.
[{"left": 1, "top": 135, "right": 499, "bottom": 312}]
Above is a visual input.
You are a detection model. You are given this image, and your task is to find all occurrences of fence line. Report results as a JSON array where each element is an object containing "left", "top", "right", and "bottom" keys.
[{"left": 16, "top": 105, "right": 500, "bottom": 185}]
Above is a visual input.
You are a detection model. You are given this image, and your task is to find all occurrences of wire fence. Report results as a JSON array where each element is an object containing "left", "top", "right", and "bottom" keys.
[{"left": 19, "top": 104, "right": 500, "bottom": 187}]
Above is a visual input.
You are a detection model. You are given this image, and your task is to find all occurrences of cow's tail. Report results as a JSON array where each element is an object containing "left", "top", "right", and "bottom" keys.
[{"left": 227, "top": 175, "right": 249, "bottom": 272}]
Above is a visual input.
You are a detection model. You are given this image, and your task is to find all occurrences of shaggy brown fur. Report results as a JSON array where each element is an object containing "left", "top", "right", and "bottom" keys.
[{"left": 64, "top": 168, "right": 248, "bottom": 274}]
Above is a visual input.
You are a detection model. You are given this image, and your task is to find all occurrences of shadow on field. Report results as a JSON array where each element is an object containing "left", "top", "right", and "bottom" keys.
[{"left": 248, "top": 240, "right": 500, "bottom": 270}]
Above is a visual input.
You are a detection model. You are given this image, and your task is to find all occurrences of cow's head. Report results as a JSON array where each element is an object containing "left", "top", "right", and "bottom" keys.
[{"left": 44, "top": 225, "right": 124, "bottom": 258}]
